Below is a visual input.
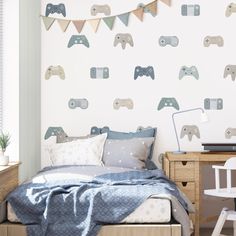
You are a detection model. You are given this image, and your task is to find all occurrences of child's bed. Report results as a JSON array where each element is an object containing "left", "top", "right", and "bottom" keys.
[{"left": 0, "top": 127, "right": 194, "bottom": 236}]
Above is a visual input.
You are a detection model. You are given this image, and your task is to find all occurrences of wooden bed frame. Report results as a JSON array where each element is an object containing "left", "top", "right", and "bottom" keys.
[{"left": 0, "top": 222, "right": 181, "bottom": 236}]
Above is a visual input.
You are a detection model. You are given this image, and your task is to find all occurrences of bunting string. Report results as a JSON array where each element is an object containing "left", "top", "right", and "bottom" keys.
[{"left": 41, "top": 0, "right": 171, "bottom": 33}]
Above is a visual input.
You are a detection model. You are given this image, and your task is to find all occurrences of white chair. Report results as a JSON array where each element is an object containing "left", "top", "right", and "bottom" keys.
[{"left": 204, "top": 157, "right": 236, "bottom": 236}]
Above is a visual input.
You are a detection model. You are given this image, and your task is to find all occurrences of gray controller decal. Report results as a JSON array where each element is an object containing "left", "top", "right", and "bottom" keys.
[
  {"left": 158, "top": 97, "right": 180, "bottom": 111},
  {"left": 137, "top": 126, "right": 152, "bottom": 132},
  {"left": 224, "top": 65, "right": 236, "bottom": 81},
  {"left": 225, "top": 128, "right": 236, "bottom": 139},
  {"left": 90, "top": 126, "right": 110, "bottom": 135},
  {"left": 113, "top": 98, "right": 134, "bottom": 110},
  {"left": 68, "top": 98, "right": 89, "bottom": 109},
  {"left": 68, "top": 35, "right": 90, "bottom": 48},
  {"left": 114, "top": 33, "right": 134, "bottom": 49},
  {"left": 204, "top": 36, "right": 224, "bottom": 47},
  {"left": 179, "top": 66, "right": 199, "bottom": 80},
  {"left": 204, "top": 98, "right": 223, "bottom": 110},
  {"left": 226, "top": 3, "right": 236, "bottom": 17},
  {"left": 181, "top": 4, "right": 200, "bottom": 16},
  {"left": 134, "top": 66, "right": 155, "bottom": 80},
  {"left": 180, "top": 125, "right": 200, "bottom": 141},
  {"left": 45, "top": 3, "right": 66, "bottom": 17},
  {"left": 90, "top": 67, "right": 109, "bottom": 79},
  {"left": 159, "top": 36, "right": 179, "bottom": 47},
  {"left": 45, "top": 65, "right": 65, "bottom": 80},
  {"left": 138, "top": 3, "right": 157, "bottom": 17},
  {"left": 91, "top": 5, "right": 111, "bottom": 16},
  {"left": 44, "top": 127, "right": 67, "bottom": 140}
]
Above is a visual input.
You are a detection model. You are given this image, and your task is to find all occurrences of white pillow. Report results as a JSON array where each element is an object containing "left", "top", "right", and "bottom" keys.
[{"left": 48, "top": 133, "right": 107, "bottom": 166}]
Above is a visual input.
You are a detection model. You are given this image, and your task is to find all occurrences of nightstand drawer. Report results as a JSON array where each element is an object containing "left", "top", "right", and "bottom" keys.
[
  {"left": 176, "top": 182, "right": 195, "bottom": 203},
  {"left": 171, "top": 161, "right": 195, "bottom": 181}
]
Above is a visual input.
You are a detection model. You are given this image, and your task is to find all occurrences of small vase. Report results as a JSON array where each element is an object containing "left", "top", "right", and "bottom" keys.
[{"left": 0, "top": 155, "right": 9, "bottom": 166}]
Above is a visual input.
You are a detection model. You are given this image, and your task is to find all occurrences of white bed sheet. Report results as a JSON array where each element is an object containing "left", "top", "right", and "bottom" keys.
[{"left": 7, "top": 198, "right": 171, "bottom": 224}]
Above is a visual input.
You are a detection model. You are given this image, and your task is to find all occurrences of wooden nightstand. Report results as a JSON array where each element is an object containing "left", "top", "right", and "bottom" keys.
[
  {"left": 0, "top": 163, "right": 20, "bottom": 203},
  {"left": 163, "top": 152, "right": 236, "bottom": 236}
]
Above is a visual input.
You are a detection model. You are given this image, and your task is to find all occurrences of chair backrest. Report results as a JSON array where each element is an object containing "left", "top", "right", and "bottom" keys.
[{"left": 213, "top": 157, "right": 236, "bottom": 193}]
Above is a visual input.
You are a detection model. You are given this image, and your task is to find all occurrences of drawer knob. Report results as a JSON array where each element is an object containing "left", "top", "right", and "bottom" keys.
[
  {"left": 182, "top": 182, "right": 188, "bottom": 187},
  {"left": 182, "top": 161, "right": 187, "bottom": 166}
]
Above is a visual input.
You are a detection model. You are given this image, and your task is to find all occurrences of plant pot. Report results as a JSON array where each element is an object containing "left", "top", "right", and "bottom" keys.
[{"left": 0, "top": 155, "right": 9, "bottom": 166}]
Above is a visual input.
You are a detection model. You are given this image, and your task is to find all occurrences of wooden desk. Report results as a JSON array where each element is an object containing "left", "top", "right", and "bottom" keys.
[
  {"left": 0, "top": 163, "right": 20, "bottom": 203},
  {"left": 163, "top": 152, "right": 236, "bottom": 236}
]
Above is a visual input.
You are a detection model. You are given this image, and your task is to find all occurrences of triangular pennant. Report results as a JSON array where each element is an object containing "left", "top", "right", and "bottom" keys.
[
  {"left": 132, "top": 8, "right": 144, "bottom": 21},
  {"left": 118, "top": 12, "right": 130, "bottom": 26},
  {"left": 88, "top": 19, "right": 101, "bottom": 33},
  {"left": 160, "top": 0, "right": 171, "bottom": 6},
  {"left": 73, "top": 20, "right": 85, "bottom": 33},
  {"left": 146, "top": 0, "right": 158, "bottom": 16},
  {"left": 103, "top": 16, "right": 116, "bottom": 30},
  {"left": 42, "top": 16, "right": 55, "bottom": 31},
  {"left": 57, "top": 19, "right": 71, "bottom": 32}
]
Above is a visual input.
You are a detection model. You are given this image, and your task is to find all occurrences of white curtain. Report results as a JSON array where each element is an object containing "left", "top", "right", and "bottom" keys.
[{"left": 0, "top": 0, "right": 3, "bottom": 130}]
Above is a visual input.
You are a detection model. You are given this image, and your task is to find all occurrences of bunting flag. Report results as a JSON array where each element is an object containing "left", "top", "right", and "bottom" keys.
[
  {"left": 132, "top": 8, "right": 144, "bottom": 21},
  {"left": 41, "top": 0, "right": 172, "bottom": 33},
  {"left": 73, "top": 20, "right": 85, "bottom": 33},
  {"left": 118, "top": 12, "right": 130, "bottom": 26},
  {"left": 103, "top": 16, "right": 116, "bottom": 30},
  {"left": 57, "top": 19, "right": 71, "bottom": 32},
  {"left": 146, "top": 1, "right": 158, "bottom": 16},
  {"left": 88, "top": 19, "right": 101, "bottom": 33},
  {"left": 42, "top": 16, "right": 55, "bottom": 31},
  {"left": 160, "top": 0, "right": 171, "bottom": 6}
]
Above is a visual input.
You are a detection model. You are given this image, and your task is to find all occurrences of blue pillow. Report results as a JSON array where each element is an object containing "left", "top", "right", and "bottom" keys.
[{"left": 93, "top": 127, "right": 157, "bottom": 169}]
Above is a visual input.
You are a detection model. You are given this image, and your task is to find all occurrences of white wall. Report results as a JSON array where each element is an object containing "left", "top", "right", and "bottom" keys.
[{"left": 41, "top": 0, "right": 236, "bottom": 167}]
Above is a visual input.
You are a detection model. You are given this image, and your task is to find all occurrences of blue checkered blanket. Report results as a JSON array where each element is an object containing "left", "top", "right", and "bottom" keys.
[{"left": 7, "top": 165, "right": 189, "bottom": 236}]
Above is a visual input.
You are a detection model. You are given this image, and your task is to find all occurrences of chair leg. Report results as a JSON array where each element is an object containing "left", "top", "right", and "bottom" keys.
[
  {"left": 211, "top": 208, "right": 228, "bottom": 236},
  {"left": 234, "top": 220, "right": 236, "bottom": 236}
]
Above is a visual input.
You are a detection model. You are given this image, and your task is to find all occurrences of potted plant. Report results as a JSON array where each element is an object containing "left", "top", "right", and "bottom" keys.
[{"left": 0, "top": 131, "right": 10, "bottom": 166}]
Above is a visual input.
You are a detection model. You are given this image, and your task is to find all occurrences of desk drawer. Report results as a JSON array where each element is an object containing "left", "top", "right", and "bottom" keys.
[
  {"left": 171, "top": 161, "right": 195, "bottom": 181},
  {"left": 176, "top": 182, "right": 195, "bottom": 203}
]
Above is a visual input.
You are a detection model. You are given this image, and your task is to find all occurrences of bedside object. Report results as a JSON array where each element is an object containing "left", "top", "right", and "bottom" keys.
[
  {"left": 164, "top": 152, "right": 236, "bottom": 236},
  {"left": 172, "top": 108, "right": 208, "bottom": 154},
  {"left": 0, "top": 163, "right": 19, "bottom": 203}
]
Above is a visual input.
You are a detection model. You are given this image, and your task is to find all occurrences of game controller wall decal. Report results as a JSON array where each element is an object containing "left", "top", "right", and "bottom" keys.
[
  {"left": 41, "top": 0, "right": 168, "bottom": 33},
  {"left": 181, "top": 5, "right": 200, "bottom": 16},
  {"left": 180, "top": 125, "right": 200, "bottom": 141},
  {"left": 45, "top": 3, "right": 66, "bottom": 17},
  {"left": 225, "top": 128, "right": 236, "bottom": 139},
  {"left": 224, "top": 65, "right": 236, "bottom": 81},
  {"left": 45, "top": 66, "right": 65, "bottom": 80},
  {"left": 204, "top": 98, "right": 223, "bottom": 110},
  {"left": 114, "top": 33, "right": 134, "bottom": 49},
  {"left": 91, "top": 5, "right": 111, "bottom": 16},
  {"left": 134, "top": 66, "right": 155, "bottom": 80},
  {"left": 44, "top": 127, "right": 68, "bottom": 140},
  {"left": 179, "top": 66, "right": 199, "bottom": 80},
  {"left": 157, "top": 98, "right": 180, "bottom": 111},
  {"left": 113, "top": 98, "right": 134, "bottom": 110},
  {"left": 225, "top": 3, "right": 236, "bottom": 17},
  {"left": 68, "top": 99, "right": 89, "bottom": 109},
  {"left": 68, "top": 35, "right": 90, "bottom": 48},
  {"left": 90, "top": 67, "right": 109, "bottom": 79},
  {"left": 159, "top": 36, "right": 179, "bottom": 47},
  {"left": 203, "top": 36, "right": 224, "bottom": 47}
]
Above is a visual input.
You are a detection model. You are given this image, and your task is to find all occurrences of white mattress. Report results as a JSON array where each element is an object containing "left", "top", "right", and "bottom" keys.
[{"left": 7, "top": 197, "right": 171, "bottom": 223}]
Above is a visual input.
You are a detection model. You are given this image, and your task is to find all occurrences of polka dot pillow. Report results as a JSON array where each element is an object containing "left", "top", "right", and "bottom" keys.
[{"left": 102, "top": 137, "right": 154, "bottom": 169}]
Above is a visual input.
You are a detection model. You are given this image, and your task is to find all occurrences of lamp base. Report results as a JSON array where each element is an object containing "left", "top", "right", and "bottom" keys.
[{"left": 172, "top": 151, "right": 186, "bottom": 155}]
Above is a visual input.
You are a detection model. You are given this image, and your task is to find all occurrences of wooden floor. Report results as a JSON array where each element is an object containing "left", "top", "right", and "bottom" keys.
[{"left": 200, "top": 228, "right": 232, "bottom": 236}]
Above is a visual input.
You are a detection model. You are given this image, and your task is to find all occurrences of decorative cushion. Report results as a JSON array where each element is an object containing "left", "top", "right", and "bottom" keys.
[
  {"left": 48, "top": 133, "right": 107, "bottom": 166},
  {"left": 102, "top": 137, "right": 154, "bottom": 169}
]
